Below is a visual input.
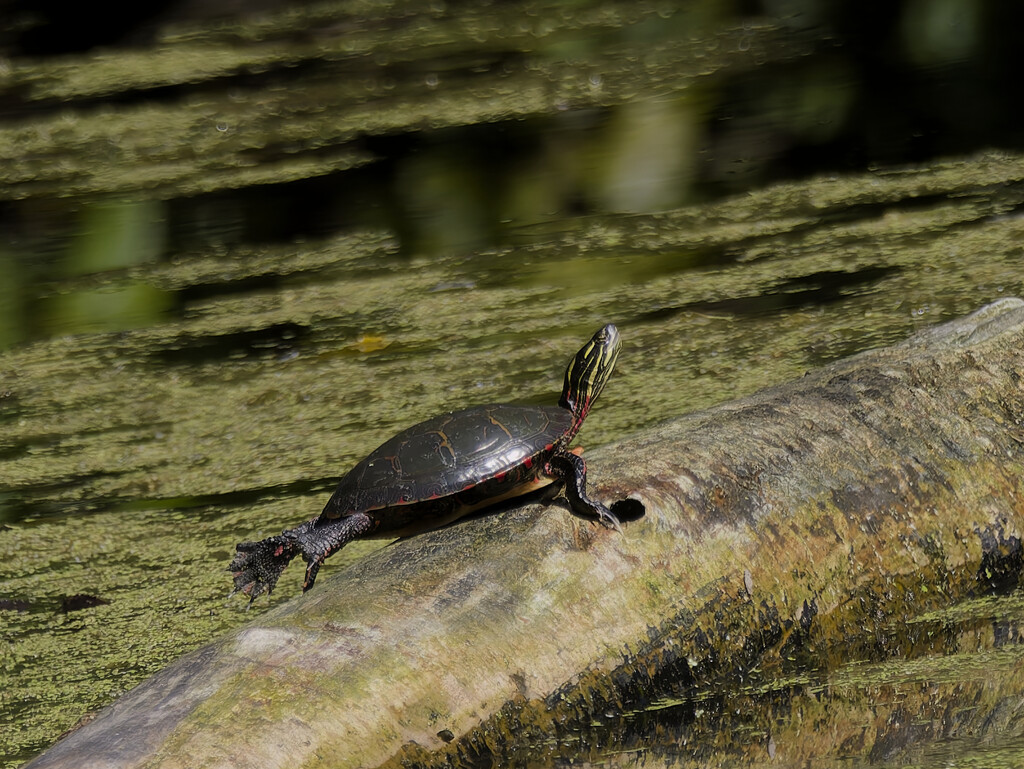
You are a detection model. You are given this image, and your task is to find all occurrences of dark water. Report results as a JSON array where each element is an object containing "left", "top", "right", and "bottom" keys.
[{"left": 3, "top": 1, "right": 1024, "bottom": 765}]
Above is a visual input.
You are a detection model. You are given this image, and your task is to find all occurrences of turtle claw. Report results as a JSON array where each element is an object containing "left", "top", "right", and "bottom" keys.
[
  {"left": 596, "top": 505, "right": 622, "bottom": 534},
  {"left": 301, "top": 556, "right": 324, "bottom": 593},
  {"left": 297, "top": 535, "right": 334, "bottom": 593},
  {"left": 228, "top": 534, "right": 299, "bottom": 603},
  {"left": 547, "top": 451, "right": 623, "bottom": 534}
]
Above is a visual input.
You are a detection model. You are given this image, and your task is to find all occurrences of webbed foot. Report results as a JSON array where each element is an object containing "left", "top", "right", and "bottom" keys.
[{"left": 228, "top": 534, "right": 299, "bottom": 606}]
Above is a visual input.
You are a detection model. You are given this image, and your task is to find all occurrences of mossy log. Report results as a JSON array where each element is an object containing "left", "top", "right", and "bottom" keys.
[{"left": 28, "top": 298, "right": 1024, "bottom": 769}]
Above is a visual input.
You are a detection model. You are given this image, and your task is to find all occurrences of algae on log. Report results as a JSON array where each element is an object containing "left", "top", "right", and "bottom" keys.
[{"left": 28, "top": 299, "right": 1024, "bottom": 769}]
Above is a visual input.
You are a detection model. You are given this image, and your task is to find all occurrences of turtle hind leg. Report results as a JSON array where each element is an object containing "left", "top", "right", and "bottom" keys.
[
  {"left": 547, "top": 451, "right": 622, "bottom": 532},
  {"left": 229, "top": 513, "right": 375, "bottom": 603},
  {"left": 292, "top": 512, "right": 376, "bottom": 593}
]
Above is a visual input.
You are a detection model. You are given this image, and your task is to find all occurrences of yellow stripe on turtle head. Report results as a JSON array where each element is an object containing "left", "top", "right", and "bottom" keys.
[{"left": 560, "top": 324, "right": 620, "bottom": 422}]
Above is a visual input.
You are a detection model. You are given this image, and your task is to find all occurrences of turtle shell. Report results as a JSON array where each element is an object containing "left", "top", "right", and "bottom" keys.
[{"left": 321, "top": 404, "right": 573, "bottom": 521}]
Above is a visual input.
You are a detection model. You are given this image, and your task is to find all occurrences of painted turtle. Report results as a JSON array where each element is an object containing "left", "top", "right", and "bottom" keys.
[{"left": 230, "top": 323, "right": 622, "bottom": 603}]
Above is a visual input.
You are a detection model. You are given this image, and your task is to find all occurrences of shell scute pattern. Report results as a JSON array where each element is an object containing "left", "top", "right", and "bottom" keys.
[{"left": 324, "top": 404, "right": 573, "bottom": 518}]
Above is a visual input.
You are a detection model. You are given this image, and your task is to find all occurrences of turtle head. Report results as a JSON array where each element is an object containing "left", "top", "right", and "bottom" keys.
[{"left": 559, "top": 323, "right": 621, "bottom": 424}]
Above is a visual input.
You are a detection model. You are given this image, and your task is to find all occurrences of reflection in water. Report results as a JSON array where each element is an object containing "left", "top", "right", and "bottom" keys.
[
  {"left": 44, "top": 282, "right": 172, "bottom": 338},
  {"left": 443, "top": 592, "right": 1024, "bottom": 768},
  {"left": 6, "top": 199, "right": 172, "bottom": 342},
  {"left": 595, "top": 96, "right": 703, "bottom": 213}
]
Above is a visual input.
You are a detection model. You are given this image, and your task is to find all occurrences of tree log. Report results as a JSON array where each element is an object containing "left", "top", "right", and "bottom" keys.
[{"left": 27, "top": 298, "right": 1024, "bottom": 769}]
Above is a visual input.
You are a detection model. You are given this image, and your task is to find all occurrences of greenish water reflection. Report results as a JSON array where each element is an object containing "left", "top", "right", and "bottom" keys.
[{"left": 43, "top": 200, "right": 171, "bottom": 338}]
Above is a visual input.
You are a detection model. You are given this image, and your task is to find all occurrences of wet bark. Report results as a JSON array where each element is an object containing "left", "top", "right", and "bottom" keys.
[{"left": 27, "top": 298, "right": 1024, "bottom": 769}]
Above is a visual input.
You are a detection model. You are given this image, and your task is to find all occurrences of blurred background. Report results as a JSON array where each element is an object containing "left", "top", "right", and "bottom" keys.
[
  {"left": 1, "top": 0, "right": 1021, "bottom": 346},
  {"left": 3, "top": 0, "right": 1024, "bottom": 766}
]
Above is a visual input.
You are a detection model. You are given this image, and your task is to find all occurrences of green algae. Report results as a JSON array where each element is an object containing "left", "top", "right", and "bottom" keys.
[
  {"left": 0, "top": 2, "right": 808, "bottom": 201},
  {"left": 5, "top": 2, "right": 757, "bottom": 102}
]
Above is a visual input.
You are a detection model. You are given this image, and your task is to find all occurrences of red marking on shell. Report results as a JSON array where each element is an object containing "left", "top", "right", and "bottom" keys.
[
  {"left": 523, "top": 456, "right": 533, "bottom": 469},
  {"left": 495, "top": 471, "right": 506, "bottom": 481}
]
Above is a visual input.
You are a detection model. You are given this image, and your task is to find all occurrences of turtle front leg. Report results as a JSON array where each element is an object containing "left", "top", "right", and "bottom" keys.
[
  {"left": 547, "top": 451, "right": 621, "bottom": 532},
  {"left": 293, "top": 512, "right": 376, "bottom": 592}
]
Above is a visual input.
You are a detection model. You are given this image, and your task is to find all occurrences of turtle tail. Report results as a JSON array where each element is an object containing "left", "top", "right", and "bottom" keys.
[{"left": 228, "top": 529, "right": 305, "bottom": 605}]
